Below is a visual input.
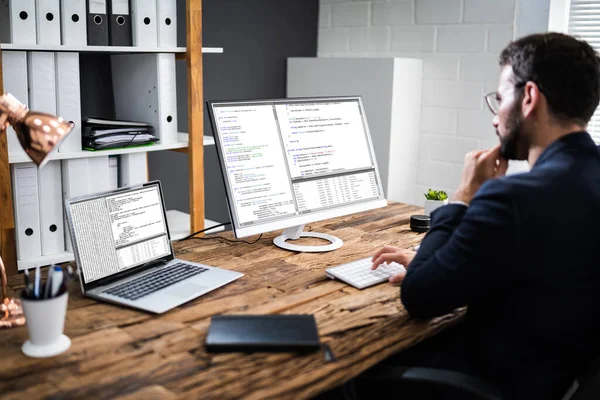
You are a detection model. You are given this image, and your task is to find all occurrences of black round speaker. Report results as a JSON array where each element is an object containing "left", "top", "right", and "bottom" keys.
[{"left": 410, "top": 214, "right": 431, "bottom": 233}]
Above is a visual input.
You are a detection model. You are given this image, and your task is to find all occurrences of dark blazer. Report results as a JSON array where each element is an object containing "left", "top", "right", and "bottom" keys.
[{"left": 402, "top": 132, "right": 600, "bottom": 400}]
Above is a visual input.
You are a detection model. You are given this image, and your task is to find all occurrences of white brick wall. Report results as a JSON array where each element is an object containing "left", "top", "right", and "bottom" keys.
[{"left": 317, "top": 0, "right": 539, "bottom": 205}]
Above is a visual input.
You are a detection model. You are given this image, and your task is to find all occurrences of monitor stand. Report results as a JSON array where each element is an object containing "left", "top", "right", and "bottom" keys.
[{"left": 273, "top": 224, "right": 343, "bottom": 253}]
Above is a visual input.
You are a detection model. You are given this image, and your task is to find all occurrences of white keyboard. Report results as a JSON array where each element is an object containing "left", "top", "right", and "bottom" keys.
[{"left": 325, "top": 257, "right": 406, "bottom": 290}]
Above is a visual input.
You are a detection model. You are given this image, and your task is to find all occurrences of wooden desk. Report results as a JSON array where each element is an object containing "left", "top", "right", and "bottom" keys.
[{"left": 0, "top": 202, "right": 463, "bottom": 400}]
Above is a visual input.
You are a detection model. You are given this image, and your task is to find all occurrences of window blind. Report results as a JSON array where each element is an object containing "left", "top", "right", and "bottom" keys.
[{"left": 568, "top": 0, "right": 600, "bottom": 142}]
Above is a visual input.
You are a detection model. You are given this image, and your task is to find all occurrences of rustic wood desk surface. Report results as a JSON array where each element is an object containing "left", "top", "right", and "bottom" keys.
[{"left": 0, "top": 202, "right": 463, "bottom": 400}]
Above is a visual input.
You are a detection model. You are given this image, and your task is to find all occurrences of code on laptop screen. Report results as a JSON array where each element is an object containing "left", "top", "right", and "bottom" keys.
[{"left": 69, "top": 185, "right": 171, "bottom": 283}]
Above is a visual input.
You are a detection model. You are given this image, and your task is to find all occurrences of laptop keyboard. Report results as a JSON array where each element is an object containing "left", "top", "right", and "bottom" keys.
[{"left": 103, "top": 262, "right": 208, "bottom": 301}]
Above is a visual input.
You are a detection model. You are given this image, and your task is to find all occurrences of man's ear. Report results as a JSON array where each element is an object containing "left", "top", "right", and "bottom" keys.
[{"left": 522, "top": 81, "right": 541, "bottom": 118}]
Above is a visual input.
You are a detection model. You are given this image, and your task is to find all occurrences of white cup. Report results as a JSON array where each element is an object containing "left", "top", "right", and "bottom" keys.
[{"left": 21, "top": 292, "right": 71, "bottom": 358}]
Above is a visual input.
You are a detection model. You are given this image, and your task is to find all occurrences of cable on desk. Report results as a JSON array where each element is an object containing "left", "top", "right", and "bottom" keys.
[
  {"left": 191, "top": 233, "right": 263, "bottom": 245},
  {"left": 177, "top": 222, "right": 232, "bottom": 241}
]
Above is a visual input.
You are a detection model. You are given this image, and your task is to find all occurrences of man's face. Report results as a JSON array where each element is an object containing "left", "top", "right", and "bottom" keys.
[{"left": 492, "top": 66, "right": 529, "bottom": 160}]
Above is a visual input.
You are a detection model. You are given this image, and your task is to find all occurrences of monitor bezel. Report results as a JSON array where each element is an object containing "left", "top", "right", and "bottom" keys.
[
  {"left": 206, "top": 95, "right": 388, "bottom": 239},
  {"left": 64, "top": 180, "right": 174, "bottom": 292}
]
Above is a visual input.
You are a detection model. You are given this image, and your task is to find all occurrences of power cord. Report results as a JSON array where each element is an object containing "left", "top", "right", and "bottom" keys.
[
  {"left": 178, "top": 222, "right": 232, "bottom": 241},
  {"left": 177, "top": 222, "right": 262, "bottom": 245},
  {"left": 190, "top": 233, "right": 263, "bottom": 245}
]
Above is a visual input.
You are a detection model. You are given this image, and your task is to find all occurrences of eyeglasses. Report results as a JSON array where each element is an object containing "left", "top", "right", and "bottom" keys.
[
  {"left": 484, "top": 92, "right": 499, "bottom": 115},
  {"left": 484, "top": 81, "right": 532, "bottom": 116}
]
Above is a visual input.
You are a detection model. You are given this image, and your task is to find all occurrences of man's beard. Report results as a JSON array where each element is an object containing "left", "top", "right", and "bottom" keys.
[{"left": 499, "top": 103, "right": 528, "bottom": 160}]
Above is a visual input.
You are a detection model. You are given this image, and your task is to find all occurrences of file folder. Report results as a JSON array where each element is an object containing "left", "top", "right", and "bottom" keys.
[
  {"left": 131, "top": 0, "right": 157, "bottom": 47},
  {"left": 61, "top": 0, "right": 87, "bottom": 46},
  {"left": 1, "top": 51, "right": 28, "bottom": 157},
  {"left": 87, "top": 0, "right": 109, "bottom": 46},
  {"left": 55, "top": 53, "right": 82, "bottom": 153},
  {"left": 12, "top": 163, "right": 42, "bottom": 260},
  {"left": 62, "top": 157, "right": 111, "bottom": 251},
  {"left": 7, "top": 0, "right": 37, "bottom": 44},
  {"left": 111, "top": 53, "right": 178, "bottom": 143},
  {"left": 157, "top": 0, "right": 177, "bottom": 47},
  {"left": 36, "top": 0, "right": 61, "bottom": 45},
  {"left": 118, "top": 153, "right": 147, "bottom": 187},
  {"left": 108, "top": 0, "right": 132, "bottom": 46},
  {"left": 0, "top": 0, "right": 9, "bottom": 43},
  {"left": 109, "top": 156, "right": 118, "bottom": 189},
  {"left": 89, "top": 156, "right": 110, "bottom": 191},
  {"left": 28, "top": 52, "right": 57, "bottom": 116},
  {"left": 38, "top": 160, "right": 64, "bottom": 256}
]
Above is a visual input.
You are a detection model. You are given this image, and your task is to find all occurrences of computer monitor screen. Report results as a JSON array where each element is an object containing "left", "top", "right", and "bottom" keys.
[{"left": 207, "top": 96, "right": 387, "bottom": 252}]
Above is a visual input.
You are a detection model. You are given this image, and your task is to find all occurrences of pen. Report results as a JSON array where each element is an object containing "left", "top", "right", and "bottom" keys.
[
  {"left": 23, "top": 268, "right": 32, "bottom": 298},
  {"left": 33, "top": 265, "right": 41, "bottom": 299},
  {"left": 50, "top": 266, "right": 63, "bottom": 298},
  {"left": 44, "top": 265, "right": 55, "bottom": 299}
]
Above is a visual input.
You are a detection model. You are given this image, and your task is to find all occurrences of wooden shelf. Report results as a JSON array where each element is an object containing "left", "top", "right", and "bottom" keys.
[
  {"left": 0, "top": 44, "right": 223, "bottom": 54},
  {"left": 17, "top": 251, "right": 74, "bottom": 271},
  {"left": 8, "top": 134, "right": 215, "bottom": 163}
]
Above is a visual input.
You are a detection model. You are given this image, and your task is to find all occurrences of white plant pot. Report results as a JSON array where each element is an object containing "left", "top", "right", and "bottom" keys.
[{"left": 424, "top": 199, "right": 448, "bottom": 216}]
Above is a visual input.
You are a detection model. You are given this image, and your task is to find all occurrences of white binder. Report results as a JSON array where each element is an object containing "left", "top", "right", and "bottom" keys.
[
  {"left": 88, "top": 156, "right": 110, "bottom": 192},
  {"left": 157, "top": 0, "right": 177, "bottom": 47},
  {"left": 108, "top": 156, "right": 119, "bottom": 189},
  {"left": 55, "top": 53, "right": 82, "bottom": 153},
  {"left": 62, "top": 158, "right": 89, "bottom": 253},
  {"left": 35, "top": 0, "right": 61, "bottom": 45},
  {"left": 118, "top": 153, "right": 147, "bottom": 187},
  {"left": 111, "top": 53, "right": 178, "bottom": 143},
  {"left": 1, "top": 51, "right": 28, "bottom": 157},
  {"left": 62, "top": 157, "right": 111, "bottom": 251},
  {"left": 60, "top": 0, "right": 87, "bottom": 45},
  {"left": 28, "top": 52, "right": 57, "bottom": 116},
  {"left": 131, "top": 0, "right": 158, "bottom": 47},
  {"left": 12, "top": 163, "right": 42, "bottom": 260},
  {"left": 38, "top": 160, "right": 64, "bottom": 256},
  {"left": 8, "top": 0, "right": 37, "bottom": 44}
]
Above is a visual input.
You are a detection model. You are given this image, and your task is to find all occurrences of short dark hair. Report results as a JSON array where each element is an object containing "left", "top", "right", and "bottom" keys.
[{"left": 499, "top": 32, "right": 600, "bottom": 126}]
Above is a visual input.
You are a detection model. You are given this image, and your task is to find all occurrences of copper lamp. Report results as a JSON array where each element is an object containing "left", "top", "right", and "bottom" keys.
[{"left": 0, "top": 93, "right": 74, "bottom": 328}]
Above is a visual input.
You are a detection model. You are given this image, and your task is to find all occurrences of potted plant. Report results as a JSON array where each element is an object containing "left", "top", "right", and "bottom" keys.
[{"left": 424, "top": 188, "right": 448, "bottom": 215}]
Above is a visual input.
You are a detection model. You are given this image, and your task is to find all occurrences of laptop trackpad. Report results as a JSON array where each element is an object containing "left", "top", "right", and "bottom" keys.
[{"left": 165, "top": 283, "right": 208, "bottom": 298}]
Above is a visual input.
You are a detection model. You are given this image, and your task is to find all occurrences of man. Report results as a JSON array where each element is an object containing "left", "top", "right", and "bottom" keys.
[{"left": 371, "top": 32, "right": 600, "bottom": 399}]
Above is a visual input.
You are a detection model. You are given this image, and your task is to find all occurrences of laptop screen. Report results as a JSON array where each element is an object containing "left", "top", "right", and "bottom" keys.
[{"left": 69, "top": 184, "right": 172, "bottom": 284}]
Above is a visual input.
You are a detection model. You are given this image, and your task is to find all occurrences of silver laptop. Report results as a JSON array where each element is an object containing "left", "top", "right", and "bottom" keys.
[{"left": 64, "top": 180, "right": 243, "bottom": 314}]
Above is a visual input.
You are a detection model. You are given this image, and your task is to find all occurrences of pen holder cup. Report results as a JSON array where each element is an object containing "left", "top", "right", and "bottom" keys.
[{"left": 20, "top": 292, "right": 71, "bottom": 358}]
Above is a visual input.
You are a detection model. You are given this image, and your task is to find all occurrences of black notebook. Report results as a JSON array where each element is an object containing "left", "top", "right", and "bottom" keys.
[{"left": 205, "top": 315, "right": 321, "bottom": 353}]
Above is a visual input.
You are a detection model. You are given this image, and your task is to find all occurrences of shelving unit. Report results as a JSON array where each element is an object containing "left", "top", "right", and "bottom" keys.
[
  {"left": 8, "top": 134, "right": 215, "bottom": 164},
  {"left": 0, "top": 44, "right": 223, "bottom": 54},
  {"left": 0, "top": 0, "right": 210, "bottom": 275}
]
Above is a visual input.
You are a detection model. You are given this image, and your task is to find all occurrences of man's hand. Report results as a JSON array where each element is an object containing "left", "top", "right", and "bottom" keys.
[
  {"left": 452, "top": 144, "right": 508, "bottom": 204},
  {"left": 371, "top": 245, "right": 416, "bottom": 285}
]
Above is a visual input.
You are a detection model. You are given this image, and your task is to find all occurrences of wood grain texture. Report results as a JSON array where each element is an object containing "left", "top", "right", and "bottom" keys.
[
  {"left": 2, "top": 202, "right": 464, "bottom": 399},
  {"left": 0, "top": 48, "right": 17, "bottom": 276},
  {"left": 1, "top": 228, "right": 17, "bottom": 277},
  {"left": 187, "top": 0, "right": 205, "bottom": 234}
]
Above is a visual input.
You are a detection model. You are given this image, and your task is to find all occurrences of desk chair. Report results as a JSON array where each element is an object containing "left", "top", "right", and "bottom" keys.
[{"left": 360, "top": 355, "right": 600, "bottom": 400}]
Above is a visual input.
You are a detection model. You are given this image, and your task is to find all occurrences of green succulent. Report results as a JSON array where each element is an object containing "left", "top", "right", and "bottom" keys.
[{"left": 424, "top": 189, "right": 448, "bottom": 201}]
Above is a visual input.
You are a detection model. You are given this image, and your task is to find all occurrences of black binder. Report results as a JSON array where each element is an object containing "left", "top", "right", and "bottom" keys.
[
  {"left": 87, "top": 0, "right": 109, "bottom": 46},
  {"left": 108, "top": 0, "right": 132, "bottom": 46}
]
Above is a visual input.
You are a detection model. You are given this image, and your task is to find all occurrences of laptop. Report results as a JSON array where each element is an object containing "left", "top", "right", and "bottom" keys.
[{"left": 64, "top": 180, "right": 243, "bottom": 314}]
